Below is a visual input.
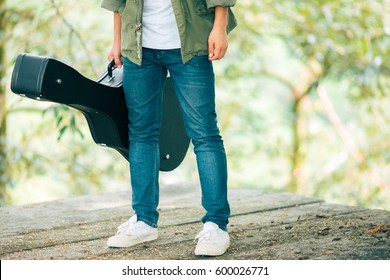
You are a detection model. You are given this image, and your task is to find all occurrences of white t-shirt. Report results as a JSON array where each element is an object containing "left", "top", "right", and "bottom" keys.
[{"left": 142, "top": 0, "right": 181, "bottom": 49}]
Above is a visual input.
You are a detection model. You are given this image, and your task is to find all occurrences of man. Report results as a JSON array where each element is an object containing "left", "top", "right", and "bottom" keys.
[{"left": 101, "top": 0, "right": 237, "bottom": 256}]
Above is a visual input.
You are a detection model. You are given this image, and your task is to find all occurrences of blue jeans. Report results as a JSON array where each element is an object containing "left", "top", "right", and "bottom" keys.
[{"left": 122, "top": 48, "right": 230, "bottom": 231}]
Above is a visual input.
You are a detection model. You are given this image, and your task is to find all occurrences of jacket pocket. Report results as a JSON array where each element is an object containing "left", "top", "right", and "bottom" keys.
[{"left": 194, "top": 0, "right": 214, "bottom": 15}]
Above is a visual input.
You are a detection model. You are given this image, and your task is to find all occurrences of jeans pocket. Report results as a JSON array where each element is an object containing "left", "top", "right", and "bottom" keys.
[{"left": 186, "top": 55, "right": 213, "bottom": 72}]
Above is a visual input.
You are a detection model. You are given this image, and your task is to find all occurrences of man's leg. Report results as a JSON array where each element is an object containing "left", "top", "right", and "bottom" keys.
[
  {"left": 106, "top": 50, "right": 166, "bottom": 248},
  {"left": 166, "top": 51, "right": 230, "bottom": 230},
  {"left": 122, "top": 50, "right": 167, "bottom": 228}
]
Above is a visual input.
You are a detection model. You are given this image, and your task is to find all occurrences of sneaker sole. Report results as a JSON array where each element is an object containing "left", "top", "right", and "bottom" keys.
[
  {"left": 107, "top": 233, "right": 158, "bottom": 248},
  {"left": 194, "top": 241, "right": 230, "bottom": 256}
]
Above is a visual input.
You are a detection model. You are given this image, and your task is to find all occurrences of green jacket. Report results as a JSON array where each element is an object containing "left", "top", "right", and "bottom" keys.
[{"left": 101, "top": 0, "right": 237, "bottom": 65}]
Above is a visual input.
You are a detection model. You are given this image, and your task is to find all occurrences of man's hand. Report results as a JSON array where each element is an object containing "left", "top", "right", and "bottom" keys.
[
  {"left": 208, "top": 6, "right": 229, "bottom": 61},
  {"left": 208, "top": 26, "right": 228, "bottom": 60},
  {"left": 108, "top": 42, "right": 122, "bottom": 68}
]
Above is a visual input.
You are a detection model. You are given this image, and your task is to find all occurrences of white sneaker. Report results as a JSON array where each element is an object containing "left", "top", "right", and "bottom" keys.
[
  {"left": 107, "top": 215, "right": 158, "bottom": 248},
  {"left": 194, "top": 222, "right": 230, "bottom": 256}
]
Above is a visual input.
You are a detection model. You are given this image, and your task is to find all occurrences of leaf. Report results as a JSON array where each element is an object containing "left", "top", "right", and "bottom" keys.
[
  {"left": 367, "top": 225, "right": 382, "bottom": 234},
  {"left": 57, "top": 126, "right": 67, "bottom": 141},
  {"left": 56, "top": 115, "right": 64, "bottom": 127}
]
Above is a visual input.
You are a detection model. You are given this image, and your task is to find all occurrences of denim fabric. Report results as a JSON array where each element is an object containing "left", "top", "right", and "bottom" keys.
[{"left": 122, "top": 48, "right": 230, "bottom": 231}]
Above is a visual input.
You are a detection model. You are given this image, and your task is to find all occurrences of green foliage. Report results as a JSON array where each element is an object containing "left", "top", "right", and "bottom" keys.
[
  {"left": 1, "top": 0, "right": 128, "bottom": 205},
  {"left": 43, "top": 105, "right": 85, "bottom": 140},
  {"left": 270, "top": 0, "right": 390, "bottom": 98},
  {"left": 219, "top": 0, "right": 390, "bottom": 209}
]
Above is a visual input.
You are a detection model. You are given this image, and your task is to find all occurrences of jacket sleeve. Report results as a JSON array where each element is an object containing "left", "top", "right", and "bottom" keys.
[
  {"left": 205, "top": 0, "right": 236, "bottom": 9},
  {"left": 101, "top": 0, "right": 125, "bottom": 12}
]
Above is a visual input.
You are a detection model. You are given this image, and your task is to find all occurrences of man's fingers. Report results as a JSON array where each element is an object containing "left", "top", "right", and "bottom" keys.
[
  {"left": 108, "top": 55, "right": 122, "bottom": 68},
  {"left": 208, "top": 29, "right": 228, "bottom": 60},
  {"left": 208, "top": 40, "right": 215, "bottom": 59},
  {"left": 209, "top": 43, "right": 227, "bottom": 60},
  {"left": 114, "top": 56, "right": 123, "bottom": 68}
]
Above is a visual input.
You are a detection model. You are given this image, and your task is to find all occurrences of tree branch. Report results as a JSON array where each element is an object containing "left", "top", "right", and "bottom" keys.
[
  {"left": 50, "top": 0, "right": 97, "bottom": 75},
  {"left": 317, "top": 84, "right": 388, "bottom": 191}
]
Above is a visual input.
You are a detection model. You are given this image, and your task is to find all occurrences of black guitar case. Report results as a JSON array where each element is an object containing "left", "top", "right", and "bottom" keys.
[{"left": 10, "top": 53, "right": 190, "bottom": 171}]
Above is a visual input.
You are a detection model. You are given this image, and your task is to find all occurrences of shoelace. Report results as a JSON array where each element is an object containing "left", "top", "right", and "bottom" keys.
[
  {"left": 195, "top": 228, "right": 220, "bottom": 243},
  {"left": 116, "top": 218, "right": 149, "bottom": 235},
  {"left": 116, "top": 220, "right": 132, "bottom": 235}
]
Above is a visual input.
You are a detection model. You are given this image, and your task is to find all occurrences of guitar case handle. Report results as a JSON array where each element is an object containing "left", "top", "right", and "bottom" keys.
[{"left": 107, "top": 59, "right": 115, "bottom": 78}]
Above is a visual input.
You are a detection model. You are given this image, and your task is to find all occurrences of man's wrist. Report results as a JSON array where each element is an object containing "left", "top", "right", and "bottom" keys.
[{"left": 213, "top": 6, "right": 228, "bottom": 29}]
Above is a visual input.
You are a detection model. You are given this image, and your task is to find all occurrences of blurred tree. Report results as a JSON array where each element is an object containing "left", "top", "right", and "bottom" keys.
[
  {"left": 0, "top": 0, "right": 59, "bottom": 205},
  {"left": 0, "top": 0, "right": 7, "bottom": 204},
  {"left": 221, "top": 0, "right": 390, "bottom": 205},
  {"left": 265, "top": 0, "right": 389, "bottom": 193},
  {"left": 0, "top": 0, "right": 128, "bottom": 205}
]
